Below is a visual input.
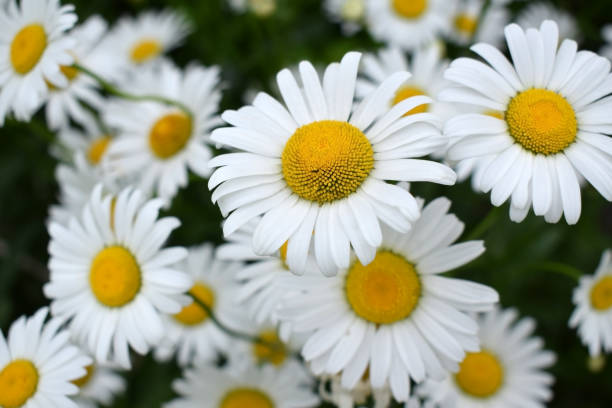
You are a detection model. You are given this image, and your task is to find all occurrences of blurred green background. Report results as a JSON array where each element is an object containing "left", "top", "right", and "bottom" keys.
[{"left": 0, "top": 0, "right": 611, "bottom": 407}]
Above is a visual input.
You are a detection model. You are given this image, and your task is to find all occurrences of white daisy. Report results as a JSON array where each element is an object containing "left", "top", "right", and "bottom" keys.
[
  {"left": 227, "top": 0, "right": 276, "bottom": 17},
  {"left": 601, "top": 25, "right": 612, "bottom": 62},
  {"left": 323, "top": 0, "right": 365, "bottom": 35},
  {"left": 209, "top": 51, "right": 455, "bottom": 276},
  {"left": 165, "top": 361, "right": 319, "bottom": 408},
  {"left": 449, "top": 0, "right": 510, "bottom": 48},
  {"left": 0, "top": 0, "right": 77, "bottom": 125},
  {"left": 43, "top": 184, "right": 192, "bottom": 368},
  {"left": 55, "top": 123, "right": 113, "bottom": 165},
  {"left": 516, "top": 1, "right": 578, "bottom": 43},
  {"left": 419, "top": 307, "right": 556, "bottom": 408},
  {"left": 442, "top": 21, "right": 612, "bottom": 225},
  {"left": 569, "top": 249, "right": 612, "bottom": 357},
  {"left": 277, "top": 196, "right": 499, "bottom": 402},
  {"left": 0, "top": 307, "right": 92, "bottom": 408},
  {"left": 364, "top": 0, "right": 457, "bottom": 51},
  {"left": 104, "top": 60, "right": 220, "bottom": 202},
  {"left": 72, "top": 361, "right": 126, "bottom": 408},
  {"left": 153, "top": 244, "right": 248, "bottom": 367},
  {"left": 44, "top": 15, "right": 107, "bottom": 131}
]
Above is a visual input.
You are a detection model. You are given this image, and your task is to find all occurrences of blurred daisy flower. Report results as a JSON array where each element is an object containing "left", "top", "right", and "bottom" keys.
[
  {"left": 278, "top": 196, "right": 499, "bottom": 402},
  {"left": 227, "top": 0, "right": 276, "bottom": 17},
  {"left": 442, "top": 21, "right": 612, "bottom": 224},
  {"left": 0, "top": 0, "right": 77, "bottom": 124},
  {"left": 516, "top": 1, "right": 578, "bottom": 43},
  {"left": 601, "top": 25, "right": 612, "bottom": 61},
  {"left": 72, "top": 361, "right": 126, "bottom": 408},
  {"left": 570, "top": 249, "right": 612, "bottom": 357},
  {"left": 419, "top": 307, "right": 556, "bottom": 408},
  {"left": 449, "top": 0, "right": 510, "bottom": 48},
  {"left": 323, "top": 0, "right": 365, "bottom": 35},
  {"left": 44, "top": 185, "right": 192, "bottom": 368},
  {"left": 0, "top": 307, "right": 92, "bottom": 408},
  {"left": 209, "top": 51, "right": 455, "bottom": 276}
]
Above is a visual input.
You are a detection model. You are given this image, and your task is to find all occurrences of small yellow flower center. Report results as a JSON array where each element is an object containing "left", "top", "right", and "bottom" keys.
[
  {"left": 174, "top": 282, "right": 215, "bottom": 326},
  {"left": 252, "top": 330, "right": 287, "bottom": 366},
  {"left": 454, "top": 13, "right": 478, "bottom": 35},
  {"left": 148, "top": 112, "right": 192, "bottom": 159},
  {"left": 455, "top": 351, "right": 504, "bottom": 398},
  {"left": 87, "top": 136, "right": 112, "bottom": 165},
  {"left": 130, "top": 39, "right": 162, "bottom": 63},
  {"left": 72, "top": 365, "right": 95, "bottom": 388},
  {"left": 10, "top": 24, "right": 47, "bottom": 75},
  {"left": 248, "top": 0, "right": 276, "bottom": 17},
  {"left": 89, "top": 246, "right": 142, "bottom": 307},
  {"left": 392, "top": 85, "right": 428, "bottom": 115},
  {"left": 345, "top": 250, "right": 421, "bottom": 324},
  {"left": 506, "top": 89, "right": 577, "bottom": 155},
  {"left": 0, "top": 360, "right": 39, "bottom": 408},
  {"left": 220, "top": 388, "right": 274, "bottom": 408},
  {"left": 392, "top": 0, "right": 428, "bottom": 19},
  {"left": 590, "top": 276, "right": 612, "bottom": 311},
  {"left": 341, "top": 0, "right": 365, "bottom": 21},
  {"left": 281, "top": 120, "right": 373, "bottom": 203}
]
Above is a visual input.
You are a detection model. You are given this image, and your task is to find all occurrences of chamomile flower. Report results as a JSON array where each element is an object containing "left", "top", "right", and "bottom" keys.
[
  {"left": 209, "top": 51, "right": 455, "bottom": 276},
  {"left": 0, "top": 307, "right": 92, "bottom": 408},
  {"left": 449, "top": 0, "right": 509, "bottom": 48},
  {"left": 601, "top": 25, "right": 612, "bottom": 61},
  {"left": 0, "top": 0, "right": 77, "bottom": 125},
  {"left": 569, "top": 249, "right": 612, "bottom": 357},
  {"left": 364, "top": 0, "right": 457, "bottom": 51},
  {"left": 44, "top": 15, "right": 107, "bottom": 131},
  {"left": 227, "top": 0, "right": 276, "bottom": 17},
  {"left": 323, "top": 0, "right": 365, "bottom": 35},
  {"left": 154, "top": 244, "right": 247, "bottom": 367},
  {"left": 72, "top": 362, "right": 126, "bottom": 408},
  {"left": 44, "top": 185, "right": 192, "bottom": 368},
  {"left": 516, "top": 1, "right": 578, "bottom": 43},
  {"left": 277, "top": 196, "right": 499, "bottom": 402},
  {"left": 166, "top": 361, "right": 319, "bottom": 408},
  {"left": 442, "top": 21, "right": 612, "bottom": 225},
  {"left": 419, "top": 307, "right": 556, "bottom": 408},
  {"left": 104, "top": 61, "right": 221, "bottom": 202}
]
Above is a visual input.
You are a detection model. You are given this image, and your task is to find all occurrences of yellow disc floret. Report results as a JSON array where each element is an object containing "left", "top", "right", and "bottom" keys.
[
  {"left": 454, "top": 13, "right": 478, "bottom": 35},
  {"left": 506, "top": 89, "right": 577, "bottom": 155},
  {"left": 90, "top": 246, "right": 142, "bottom": 307},
  {"left": 392, "top": 85, "right": 428, "bottom": 115},
  {"left": 252, "top": 330, "right": 287, "bottom": 366},
  {"left": 11, "top": 24, "right": 47, "bottom": 75},
  {"left": 88, "top": 136, "right": 112, "bottom": 164},
  {"left": 149, "top": 112, "right": 192, "bottom": 159},
  {"left": 345, "top": 250, "right": 421, "bottom": 324},
  {"left": 221, "top": 388, "right": 274, "bottom": 408},
  {"left": 72, "top": 365, "right": 95, "bottom": 388},
  {"left": 0, "top": 359, "right": 39, "bottom": 408},
  {"left": 174, "top": 282, "right": 215, "bottom": 326},
  {"left": 455, "top": 351, "right": 504, "bottom": 398},
  {"left": 590, "top": 276, "right": 612, "bottom": 311},
  {"left": 130, "top": 39, "right": 162, "bottom": 63},
  {"left": 392, "top": 0, "right": 428, "bottom": 19},
  {"left": 281, "top": 120, "right": 373, "bottom": 203}
]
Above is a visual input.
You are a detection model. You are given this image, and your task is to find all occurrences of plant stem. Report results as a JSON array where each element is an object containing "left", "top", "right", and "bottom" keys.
[
  {"left": 527, "top": 261, "right": 583, "bottom": 281},
  {"left": 73, "top": 63, "right": 193, "bottom": 117},
  {"left": 466, "top": 205, "right": 501, "bottom": 241},
  {"left": 471, "top": 0, "right": 492, "bottom": 43}
]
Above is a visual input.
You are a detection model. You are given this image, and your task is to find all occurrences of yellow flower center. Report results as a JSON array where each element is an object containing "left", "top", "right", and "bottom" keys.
[
  {"left": 392, "top": 0, "right": 428, "bottom": 19},
  {"left": 454, "top": 13, "right": 478, "bottom": 35},
  {"left": 341, "top": 0, "right": 365, "bottom": 21},
  {"left": 174, "top": 282, "right": 215, "bottom": 326},
  {"left": 252, "top": 330, "right": 287, "bottom": 366},
  {"left": 392, "top": 85, "right": 428, "bottom": 115},
  {"left": 455, "top": 351, "right": 504, "bottom": 398},
  {"left": 281, "top": 120, "right": 373, "bottom": 203},
  {"left": 220, "top": 388, "right": 274, "bottom": 408},
  {"left": 10, "top": 24, "right": 47, "bottom": 75},
  {"left": 0, "top": 360, "right": 39, "bottom": 408},
  {"left": 89, "top": 246, "right": 142, "bottom": 307},
  {"left": 505, "top": 89, "right": 577, "bottom": 155},
  {"left": 87, "top": 136, "right": 112, "bottom": 165},
  {"left": 130, "top": 39, "right": 162, "bottom": 63},
  {"left": 72, "top": 365, "right": 95, "bottom": 388},
  {"left": 345, "top": 250, "right": 421, "bottom": 324},
  {"left": 590, "top": 276, "right": 612, "bottom": 311},
  {"left": 149, "top": 113, "right": 192, "bottom": 159}
]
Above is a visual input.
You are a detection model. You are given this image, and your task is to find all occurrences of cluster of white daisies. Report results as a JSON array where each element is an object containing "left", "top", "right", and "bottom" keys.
[{"left": 0, "top": 0, "right": 611, "bottom": 407}]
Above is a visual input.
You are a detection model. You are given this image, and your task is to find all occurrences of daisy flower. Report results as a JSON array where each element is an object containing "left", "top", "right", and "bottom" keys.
[
  {"left": 209, "top": 51, "right": 455, "bottom": 275},
  {"left": 601, "top": 25, "right": 612, "bottom": 62},
  {"left": 569, "top": 249, "right": 612, "bottom": 357},
  {"left": 323, "top": 0, "right": 365, "bottom": 35},
  {"left": 72, "top": 361, "right": 126, "bottom": 408},
  {"left": 277, "top": 196, "right": 499, "bottom": 402},
  {"left": 0, "top": 0, "right": 77, "bottom": 125},
  {"left": 227, "top": 0, "right": 276, "bottom": 17},
  {"left": 449, "top": 0, "right": 509, "bottom": 48},
  {"left": 419, "top": 307, "right": 556, "bottom": 408},
  {"left": 166, "top": 361, "right": 319, "bottom": 408},
  {"left": 516, "top": 1, "right": 578, "bottom": 43},
  {"left": 44, "top": 15, "right": 107, "bottom": 131},
  {"left": 104, "top": 60, "right": 221, "bottom": 202},
  {"left": 364, "top": 0, "right": 457, "bottom": 51},
  {"left": 55, "top": 123, "right": 113, "bottom": 165},
  {"left": 442, "top": 21, "right": 612, "bottom": 225},
  {"left": 0, "top": 307, "right": 92, "bottom": 408},
  {"left": 44, "top": 185, "right": 192, "bottom": 368}
]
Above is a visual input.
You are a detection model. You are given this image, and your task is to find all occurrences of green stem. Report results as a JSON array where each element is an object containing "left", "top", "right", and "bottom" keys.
[
  {"left": 527, "top": 261, "right": 583, "bottom": 281},
  {"left": 471, "top": 0, "right": 492, "bottom": 43},
  {"left": 465, "top": 205, "right": 500, "bottom": 241},
  {"left": 73, "top": 63, "right": 193, "bottom": 117}
]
